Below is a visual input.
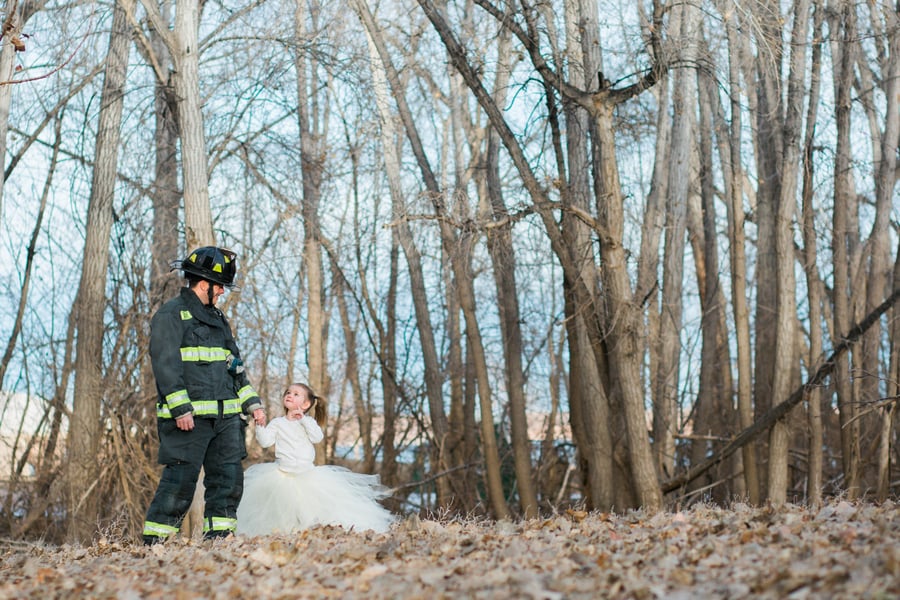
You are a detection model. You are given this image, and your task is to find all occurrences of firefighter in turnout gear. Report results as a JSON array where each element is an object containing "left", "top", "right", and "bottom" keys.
[{"left": 143, "top": 246, "right": 267, "bottom": 544}]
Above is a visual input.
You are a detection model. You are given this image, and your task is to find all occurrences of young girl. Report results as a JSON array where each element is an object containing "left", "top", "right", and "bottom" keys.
[{"left": 236, "top": 383, "right": 396, "bottom": 536}]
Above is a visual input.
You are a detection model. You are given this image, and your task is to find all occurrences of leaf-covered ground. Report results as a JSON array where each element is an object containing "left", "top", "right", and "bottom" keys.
[{"left": 1, "top": 500, "right": 898, "bottom": 599}]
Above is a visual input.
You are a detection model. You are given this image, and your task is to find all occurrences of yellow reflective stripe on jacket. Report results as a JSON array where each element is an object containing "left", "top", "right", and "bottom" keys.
[
  {"left": 157, "top": 398, "right": 242, "bottom": 419},
  {"left": 165, "top": 389, "right": 191, "bottom": 410},
  {"left": 180, "top": 346, "right": 229, "bottom": 362},
  {"left": 180, "top": 310, "right": 192, "bottom": 320},
  {"left": 237, "top": 385, "right": 257, "bottom": 404},
  {"left": 143, "top": 521, "right": 179, "bottom": 537},
  {"left": 204, "top": 516, "right": 237, "bottom": 533}
]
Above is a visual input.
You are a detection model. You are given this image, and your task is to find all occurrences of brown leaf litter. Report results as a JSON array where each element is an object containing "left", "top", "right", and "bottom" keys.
[{"left": 1, "top": 500, "right": 898, "bottom": 599}]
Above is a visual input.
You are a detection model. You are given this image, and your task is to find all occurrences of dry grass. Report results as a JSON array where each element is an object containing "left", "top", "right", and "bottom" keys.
[{"left": 1, "top": 500, "right": 898, "bottom": 599}]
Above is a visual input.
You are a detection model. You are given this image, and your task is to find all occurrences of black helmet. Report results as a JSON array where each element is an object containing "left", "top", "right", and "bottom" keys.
[{"left": 170, "top": 247, "right": 238, "bottom": 288}]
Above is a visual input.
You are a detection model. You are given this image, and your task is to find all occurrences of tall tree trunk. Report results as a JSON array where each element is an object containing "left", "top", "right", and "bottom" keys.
[
  {"left": 332, "top": 262, "right": 374, "bottom": 472},
  {"left": 713, "top": 0, "right": 759, "bottom": 503},
  {"left": 173, "top": 0, "right": 212, "bottom": 248},
  {"left": 477, "top": 9, "right": 538, "bottom": 518},
  {"left": 560, "top": 0, "right": 615, "bottom": 511},
  {"left": 445, "top": 259, "right": 471, "bottom": 510},
  {"left": 831, "top": 1, "right": 861, "bottom": 498},
  {"left": 380, "top": 229, "right": 400, "bottom": 490},
  {"left": 692, "top": 66, "right": 734, "bottom": 501},
  {"left": 353, "top": 0, "right": 453, "bottom": 506},
  {"left": 67, "top": 0, "right": 133, "bottom": 543},
  {"left": 801, "top": 3, "right": 825, "bottom": 507},
  {"left": 750, "top": 0, "right": 785, "bottom": 504},
  {"left": 148, "top": 6, "right": 182, "bottom": 315},
  {"left": 882, "top": 247, "right": 900, "bottom": 500},
  {"left": 637, "top": 62, "right": 669, "bottom": 492},
  {"left": 362, "top": 0, "right": 509, "bottom": 519},
  {"left": 293, "top": 0, "right": 329, "bottom": 414},
  {"left": 591, "top": 101, "right": 663, "bottom": 511},
  {"left": 864, "top": 7, "right": 900, "bottom": 499},
  {"left": 654, "top": 0, "right": 697, "bottom": 480},
  {"left": 765, "top": 0, "right": 810, "bottom": 507}
]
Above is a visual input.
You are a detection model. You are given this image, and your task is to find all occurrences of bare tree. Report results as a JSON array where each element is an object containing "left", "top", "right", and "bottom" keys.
[
  {"left": 710, "top": 0, "right": 760, "bottom": 504},
  {"left": 653, "top": 0, "right": 697, "bottom": 480},
  {"left": 763, "top": 0, "right": 811, "bottom": 507},
  {"left": 351, "top": 0, "right": 455, "bottom": 508},
  {"left": 292, "top": 0, "right": 330, "bottom": 420},
  {"left": 830, "top": 0, "right": 862, "bottom": 498},
  {"left": 67, "top": 0, "right": 134, "bottom": 543},
  {"left": 800, "top": 3, "right": 827, "bottom": 507}
]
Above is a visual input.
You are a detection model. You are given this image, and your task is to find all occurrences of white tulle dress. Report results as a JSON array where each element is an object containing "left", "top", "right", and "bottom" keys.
[{"left": 236, "top": 414, "right": 396, "bottom": 536}]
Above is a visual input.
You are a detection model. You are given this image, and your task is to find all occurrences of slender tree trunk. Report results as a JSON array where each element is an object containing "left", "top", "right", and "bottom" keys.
[
  {"left": 714, "top": 0, "right": 759, "bottom": 504},
  {"left": 831, "top": 2, "right": 861, "bottom": 498},
  {"left": 381, "top": 230, "right": 400, "bottom": 490},
  {"left": 445, "top": 259, "right": 471, "bottom": 510},
  {"left": 654, "top": 0, "right": 697, "bottom": 480},
  {"left": 148, "top": 12, "right": 182, "bottom": 316},
  {"left": 293, "top": 0, "right": 329, "bottom": 415},
  {"left": 865, "top": 7, "right": 900, "bottom": 499},
  {"left": 801, "top": 4, "right": 825, "bottom": 507},
  {"left": 173, "top": 0, "right": 212, "bottom": 248},
  {"left": 591, "top": 101, "right": 663, "bottom": 511},
  {"left": 333, "top": 263, "right": 373, "bottom": 472},
  {"left": 560, "top": 0, "right": 615, "bottom": 511},
  {"left": 882, "top": 248, "right": 900, "bottom": 500},
  {"left": 0, "top": 115, "right": 59, "bottom": 394},
  {"left": 353, "top": 1, "right": 452, "bottom": 505},
  {"left": 67, "top": 0, "right": 133, "bottom": 543},
  {"left": 477, "top": 12, "right": 538, "bottom": 518},
  {"left": 637, "top": 68, "right": 669, "bottom": 483},
  {"left": 362, "top": 0, "right": 509, "bottom": 519},
  {"left": 692, "top": 66, "right": 733, "bottom": 501},
  {"left": 750, "top": 0, "right": 785, "bottom": 504},
  {"left": 764, "top": 0, "right": 810, "bottom": 507}
]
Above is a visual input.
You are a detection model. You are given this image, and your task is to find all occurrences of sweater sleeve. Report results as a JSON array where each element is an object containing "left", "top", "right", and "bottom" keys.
[
  {"left": 300, "top": 416, "right": 324, "bottom": 444},
  {"left": 255, "top": 422, "right": 277, "bottom": 448},
  {"left": 149, "top": 308, "right": 193, "bottom": 419}
]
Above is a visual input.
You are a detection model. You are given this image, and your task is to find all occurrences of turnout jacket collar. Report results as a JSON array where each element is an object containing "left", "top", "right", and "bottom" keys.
[{"left": 180, "top": 287, "right": 228, "bottom": 327}]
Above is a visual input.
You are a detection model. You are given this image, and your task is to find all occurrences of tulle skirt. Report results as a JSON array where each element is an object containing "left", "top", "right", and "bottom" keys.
[{"left": 236, "top": 462, "right": 396, "bottom": 536}]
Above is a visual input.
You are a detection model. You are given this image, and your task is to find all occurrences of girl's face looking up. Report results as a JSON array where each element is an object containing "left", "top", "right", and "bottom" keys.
[{"left": 283, "top": 385, "right": 312, "bottom": 416}]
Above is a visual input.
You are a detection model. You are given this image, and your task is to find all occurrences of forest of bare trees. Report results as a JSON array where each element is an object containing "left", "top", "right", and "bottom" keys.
[{"left": 0, "top": 0, "right": 898, "bottom": 545}]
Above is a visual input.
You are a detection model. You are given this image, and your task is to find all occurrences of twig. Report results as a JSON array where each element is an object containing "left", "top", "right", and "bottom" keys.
[
  {"left": 390, "top": 461, "right": 481, "bottom": 494},
  {"left": 662, "top": 286, "right": 900, "bottom": 493}
]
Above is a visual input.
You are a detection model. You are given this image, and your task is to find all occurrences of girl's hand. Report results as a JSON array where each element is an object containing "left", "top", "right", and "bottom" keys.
[{"left": 252, "top": 408, "right": 267, "bottom": 426}]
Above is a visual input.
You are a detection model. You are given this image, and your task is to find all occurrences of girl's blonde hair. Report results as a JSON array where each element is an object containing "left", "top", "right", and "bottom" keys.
[{"left": 284, "top": 383, "right": 326, "bottom": 426}]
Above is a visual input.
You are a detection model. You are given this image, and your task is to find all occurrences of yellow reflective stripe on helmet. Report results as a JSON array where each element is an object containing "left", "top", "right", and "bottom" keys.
[
  {"left": 203, "top": 516, "right": 237, "bottom": 533},
  {"left": 180, "top": 346, "right": 229, "bottom": 362},
  {"left": 157, "top": 398, "right": 242, "bottom": 419},
  {"left": 165, "top": 389, "right": 191, "bottom": 409},
  {"left": 180, "top": 310, "right": 192, "bottom": 320},
  {"left": 237, "top": 385, "right": 257, "bottom": 403},
  {"left": 143, "top": 521, "right": 179, "bottom": 537}
]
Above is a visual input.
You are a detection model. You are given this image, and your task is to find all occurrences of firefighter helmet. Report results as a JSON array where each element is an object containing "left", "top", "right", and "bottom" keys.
[{"left": 170, "top": 246, "right": 238, "bottom": 288}]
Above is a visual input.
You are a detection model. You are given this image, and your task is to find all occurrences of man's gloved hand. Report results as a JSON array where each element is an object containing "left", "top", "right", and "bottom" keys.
[{"left": 225, "top": 354, "right": 245, "bottom": 375}]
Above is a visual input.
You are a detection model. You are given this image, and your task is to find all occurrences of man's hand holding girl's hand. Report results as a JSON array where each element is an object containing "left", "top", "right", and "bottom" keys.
[{"left": 252, "top": 408, "right": 267, "bottom": 426}]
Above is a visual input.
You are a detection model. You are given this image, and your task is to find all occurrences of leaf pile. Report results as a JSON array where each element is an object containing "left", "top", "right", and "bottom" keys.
[{"left": 1, "top": 500, "right": 898, "bottom": 598}]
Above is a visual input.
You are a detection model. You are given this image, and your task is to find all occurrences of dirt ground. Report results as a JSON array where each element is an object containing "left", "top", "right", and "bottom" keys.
[{"left": 1, "top": 500, "right": 898, "bottom": 599}]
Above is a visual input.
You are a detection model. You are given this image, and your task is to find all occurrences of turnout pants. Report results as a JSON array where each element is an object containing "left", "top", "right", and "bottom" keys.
[{"left": 143, "top": 414, "right": 246, "bottom": 543}]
